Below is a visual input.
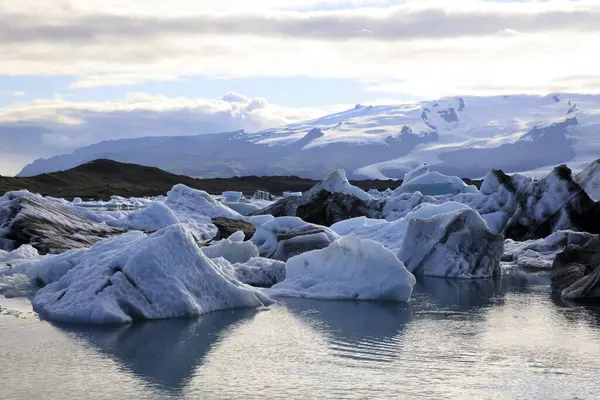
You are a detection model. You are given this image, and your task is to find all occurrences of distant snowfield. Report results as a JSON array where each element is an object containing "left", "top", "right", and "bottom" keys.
[{"left": 17, "top": 93, "right": 600, "bottom": 180}]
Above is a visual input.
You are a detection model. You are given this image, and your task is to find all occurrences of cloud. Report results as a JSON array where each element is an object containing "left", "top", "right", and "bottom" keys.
[
  {"left": 0, "top": 1, "right": 599, "bottom": 95},
  {"left": 0, "top": 91, "right": 27, "bottom": 97},
  {"left": 69, "top": 73, "right": 182, "bottom": 89},
  {"left": 0, "top": 92, "right": 327, "bottom": 174},
  {"left": 2, "top": 1, "right": 599, "bottom": 43}
]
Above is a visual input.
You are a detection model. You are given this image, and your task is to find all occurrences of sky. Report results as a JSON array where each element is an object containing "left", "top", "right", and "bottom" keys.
[{"left": 1, "top": 0, "right": 599, "bottom": 175}]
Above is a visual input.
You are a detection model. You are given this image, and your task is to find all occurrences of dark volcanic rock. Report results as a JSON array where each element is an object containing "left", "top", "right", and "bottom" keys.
[
  {"left": 505, "top": 165, "right": 600, "bottom": 240},
  {"left": 250, "top": 196, "right": 301, "bottom": 218},
  {"left": 296, "top": 191, "right": 383, "bottom": 227},
  {"left": 1, "top": 159, "right": 405, "bottom": 200},
  {"left": 211, "top": 217, "right": 256, "bottom": 241},
  {"left": 1, "top": 195, "right": 126, "bottom": 254},
  {"left": 550, "top": 237, "right": 600, "bottom": 299},
  {"left": 251, "top": 169, "right": 383, "bottom": 226},
  {"left": 294, "top": 169, "right": 383, "bottom": 227}
]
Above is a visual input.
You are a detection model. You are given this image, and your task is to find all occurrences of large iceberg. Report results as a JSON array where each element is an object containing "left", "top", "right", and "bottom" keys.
[
  {"left": 269, "top": 236, "right": 415, "bottom": 302},
  {"left": 505, "top": 165, "right": 600, "bottom": 240},
  {"left": 31, "top": 225, "right": 273, "bottom": 324},
  {"left": 399, "top": 208, "right": 504, "bottom": 278}
]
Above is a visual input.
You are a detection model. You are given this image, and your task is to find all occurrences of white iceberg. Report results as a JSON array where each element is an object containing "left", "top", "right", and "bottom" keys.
[
  {"left": 399, "top": 208, "right": 504, "bottom": 278},
  {"left": 31, "top": 225, "right": 272, "bottom": 324},
  {"left": 333, "top": 202, "right": 471, "bottom": 254},
  {"left": 301, "top": 169, "right": 372, "bottom": 202},
  {"left": 165, "top": 184, "right": 242, "bottom": 223},
  {"left": 202, "top": 232, "right": 259, "bottom": 264},
  {"left": 269, "top": 236, "right": 415, "bottom": 302},
  {"left": 0, "top": 244, "right": 40, "bottom": 264},
  {"left": 222, "top": 191, "right": 243, "bottom": 202},
  {"left": 403, "top": 164, "right": 429, "bottom": 184},
  {"left": 394, "top": 168, "right": 479, "bottom": 196},
  {"left": 107, "top": 202, "right": 180, "bottom": 231}
]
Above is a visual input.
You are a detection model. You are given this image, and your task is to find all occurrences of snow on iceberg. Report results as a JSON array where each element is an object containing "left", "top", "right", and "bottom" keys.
[
  {"left": 250, "top": 216, "right": 340, "bottom": 261},
  {"left": 301, "top": 169, "right": 372, "bottom": 202},
  {"left": 31, "top": 225, "right": 273, "bottom": 324},
  {"left": 333, "top": 202, "right": 471, "bottom": 254},
  {"left": 202, "top": 232, "right": 259, "bottom": 264},
  {"left": 575, "top": 159, "right": 600, "bottom": 201},
  {"left": 269, "top": 236, "right": 415, "bottom": 302},
  {"left": 399, "top": 208, "right": 504, "bottom": 279},
  {"left": 164, "top": 184, "right": 242, "bottom": 223},
  {"left": 403, "top": 164, "right": 429, "bottom": 184},
  {"left": 107, "top": 201, "right": 180, "bottom": 231},
  {"left": 0, "top": 244, "right": 40, "bottom": 264},
  {"left": 394, "top": 168, "right": 479, "bottom": 196}
]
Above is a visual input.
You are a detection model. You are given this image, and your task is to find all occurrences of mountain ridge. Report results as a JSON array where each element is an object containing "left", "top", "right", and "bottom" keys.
[
  {"left": 16, "top": 94, "right": 600, "bottom": 180},
  {"left": 2, "top": 159, "right": 424, "bottom": 200}
]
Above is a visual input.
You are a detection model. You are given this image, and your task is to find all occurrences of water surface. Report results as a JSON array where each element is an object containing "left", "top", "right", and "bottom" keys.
[{"left": 2, "top": 274, "right": 600, "bottom": 400}]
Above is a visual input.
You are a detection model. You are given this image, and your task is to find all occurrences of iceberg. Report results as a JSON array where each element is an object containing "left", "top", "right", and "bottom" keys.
[
  {"left": 31, "top": 225, "right": 273, "bottom": 324},
  {"left": 269, "top": 236, "right": 415, "bottom": 302},
  {"left": 251, "top": 217, "right": 340, "bottom": 261},
  {"left": 393, "top": 167, "right": 479, "bottom": 196},
  {"left": 332, "top": 202, "right": 471, "bottom": 254},
  {"left": 164, "top": 184, "right": 242, "bottom": 223},
  {"left": 575, "top": 159, "right": 600, "bottom": 201},
  {"left": 107, "top": 202, "right": 180, "bottom": 232},
  {"left": 202, "top": 232, "right": 260, "bottom": 264},
  {"left": 399, "top": 208, "right": 504, "bottom": 278}
]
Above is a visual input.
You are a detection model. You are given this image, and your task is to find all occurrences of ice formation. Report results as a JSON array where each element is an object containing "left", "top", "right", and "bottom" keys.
[
  {"left": 575, "top": 159, "right": 600, "bottom": 201},
  {"left": 107, "top": 201, "right": 180, "bottom": 231},
  {"left": 399, "top": 208, "right": 504, "bottom": 278},
  {"left": 332, "top": 202, "right": 471, "bottom": 254},
  {"left": 250, "top": 217, "right": 340, "bottom": 261},
  {"left": 164, "top": 184, "right": 242, "bottom": 223},
  {"left": 202, "top": 233, "right": 260, "bottom": 264},
  {"left": 269, "top": 236, "right": 415, "bottom": 301},
  {"left": 301, "top": 169, "right": 372, "bottom": 202},
  {"left": 393, "top": 168, "right": 479, "bottom": 196},
  {"left": 503, "top": 230, "right": 596, "bottom": 269},
  {"left": 31, "top": 224, "right": 273, "bottom": 324}
]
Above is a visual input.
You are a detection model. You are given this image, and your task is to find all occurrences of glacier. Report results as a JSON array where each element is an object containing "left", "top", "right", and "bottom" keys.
[{"left": 16, "top": 94, "right": 600, "bottom": 181}]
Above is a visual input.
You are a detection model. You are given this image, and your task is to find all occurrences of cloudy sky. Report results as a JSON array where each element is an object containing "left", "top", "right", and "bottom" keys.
[{"left": 1, "top": 0, "right": 599, "bottom": 175}]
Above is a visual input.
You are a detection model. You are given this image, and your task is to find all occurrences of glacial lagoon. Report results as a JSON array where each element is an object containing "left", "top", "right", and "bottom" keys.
[{"left": 2, "top": 273, "right": 600, "bottom": 400}]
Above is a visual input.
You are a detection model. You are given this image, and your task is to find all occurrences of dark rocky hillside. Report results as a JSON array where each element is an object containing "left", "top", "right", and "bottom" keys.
[{"left": 1, "top": 159, "right": 438, "bottom": 200}]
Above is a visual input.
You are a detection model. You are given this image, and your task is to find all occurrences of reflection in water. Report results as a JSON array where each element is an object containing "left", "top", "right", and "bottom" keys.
[
  {"left": 3, "top": 271, "right": 600, "bottom": 400},
  {"left": 52, "top": 308, "right": 257, "bottom": 392},
  {"left": 283, "top": 298, "right": 412, "bottom": 363}
]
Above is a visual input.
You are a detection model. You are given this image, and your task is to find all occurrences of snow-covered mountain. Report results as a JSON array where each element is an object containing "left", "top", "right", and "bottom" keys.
[{"left": 18, "top": 94, "right": 600, "bottom": 179}]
